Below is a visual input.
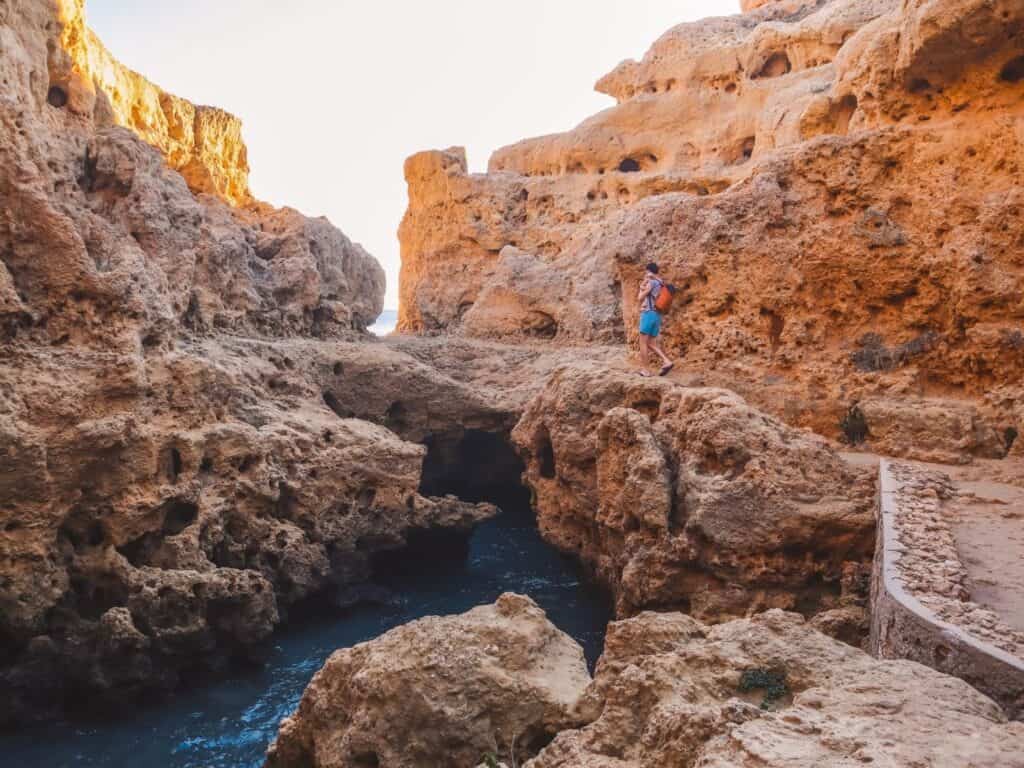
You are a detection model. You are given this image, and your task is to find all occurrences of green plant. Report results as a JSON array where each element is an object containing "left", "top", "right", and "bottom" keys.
[
  {"left": 739, "top": 668, "right": 789, "bottom": 710},
  {"left": 839, "top": 404, "right": 870, "bottom": 445},
  {"left": 482, "top": 754, "right": 500, "bottom": 768}
]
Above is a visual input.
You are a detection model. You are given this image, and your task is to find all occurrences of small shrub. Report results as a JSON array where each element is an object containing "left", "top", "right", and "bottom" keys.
[
  {"left": 1002, "top": 329, "right": 1024, "bottom": 351},
  {"left": 1006, "top": 427, "right": 1019, "bottom": 453},
  {"left": 850, "top": 331, "right": 938, "bottom": 372},
  {"left": 739, "top": 668, "right": 789, "bottom": 710},
  {"left": 839, "top": 405, "right": 870, "bottom": 445}
]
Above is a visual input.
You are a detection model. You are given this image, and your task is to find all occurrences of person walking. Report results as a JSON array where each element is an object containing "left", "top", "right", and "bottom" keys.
[{"left": 637, "top": 262, "right": 674, "bottom": 377}]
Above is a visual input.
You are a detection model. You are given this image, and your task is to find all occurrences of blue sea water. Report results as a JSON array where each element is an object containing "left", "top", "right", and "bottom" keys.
[
  {"left": 1, "top": 505, "right": 610, "bottom": 768},
  {"left": 369, "top": 309, "right": 398, "bottom": 336}
]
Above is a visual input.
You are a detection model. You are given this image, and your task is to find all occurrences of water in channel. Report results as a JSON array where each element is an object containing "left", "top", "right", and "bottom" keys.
[{"left": 2, "top": 439, "right": 611, "bottom": 768}]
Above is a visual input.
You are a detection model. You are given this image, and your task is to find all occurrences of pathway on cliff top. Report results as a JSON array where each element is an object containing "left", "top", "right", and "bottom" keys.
[
  {"left": 944, "top": 463, "right": 1024, "bottom": 634},
  {"left": 844, "top": 452, "right": 1024, "bottom": 637}
]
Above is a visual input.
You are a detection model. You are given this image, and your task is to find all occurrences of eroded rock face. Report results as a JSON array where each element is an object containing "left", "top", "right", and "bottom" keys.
[
  {"left": 512, "top": 362, "right": 876, "bottom": 621},
  {"left": 528, "top": 609, "right": 1024, "bottom": 767},
  {"left": 266, "top": 594, "right": 591, "bottom": 768},
  {"left": 398, "top": 0, "right": 1024, "bottom": 456},
  {"left": 54, "top": 0, "right": 252, "bottom": 205},
  {"left": 0, "top": 0, "right": 476, "bottom": 725}
]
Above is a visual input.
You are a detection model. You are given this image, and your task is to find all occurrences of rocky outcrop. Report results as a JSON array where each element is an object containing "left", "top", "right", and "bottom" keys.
[
  {"left": 511, "top": 362, "right": 876, "bottom": 622},
  {"left": 529, "top": 609, "right": 1024, "bottom": 767},
  {"left": 398, "top": 0, "right": 1024, "bottom": 456},
  {"left": 53, "top": 0, "right": 251, "bottom": 205},
  {"left": 0, "top": 0, "right": 482, "bottom": 725},
  {"left": 266, "top": 593, "right": 591, "bottom": 768}
]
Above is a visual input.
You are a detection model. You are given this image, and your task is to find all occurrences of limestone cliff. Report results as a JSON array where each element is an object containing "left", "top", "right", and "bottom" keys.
[
  {"left": 53, "top": 0, "right": 251, "bottom": 205},
  {"left": 398, "top": 0, "right": 1024, "bottom": 459},
  {"left": 0, "top": 0, "right": 464, "bottom": 725},
  {"left": 512, "top": 362, "right": 876, "bottom": 625}
]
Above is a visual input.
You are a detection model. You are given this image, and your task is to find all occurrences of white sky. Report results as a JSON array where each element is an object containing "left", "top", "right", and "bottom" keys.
[{"left": 87, "top": 1, "right": 738, "bottom": 309}]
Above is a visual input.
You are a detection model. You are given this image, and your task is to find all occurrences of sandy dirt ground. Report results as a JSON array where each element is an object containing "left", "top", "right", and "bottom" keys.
[
  {"left": 842, "top": 453, "right": 1024, "bottom": 637},
  {"left": 945, "top": 470, "right": 1024, "bottom": 634}
]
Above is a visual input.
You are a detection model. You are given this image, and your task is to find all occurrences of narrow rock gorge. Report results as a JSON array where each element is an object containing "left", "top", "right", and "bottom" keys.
[
  {"left": 0, "top": 0, "right": 511, "bottom": 724},
  {"left": 2, "top": 0, "right": 1023, "bottom": 765}
]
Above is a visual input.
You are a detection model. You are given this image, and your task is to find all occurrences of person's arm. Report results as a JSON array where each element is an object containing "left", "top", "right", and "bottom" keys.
[{"left": 638, "top": 278, "right": 652, "bottom": 306}]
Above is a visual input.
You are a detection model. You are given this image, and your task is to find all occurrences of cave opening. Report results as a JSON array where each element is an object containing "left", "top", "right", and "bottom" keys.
[
  {"left": 999, "top": 55, "right": 1024, "bottom": 83},
  {"left": 370, "top": 428, "right": 534, "bottom": 589},
  {"left": 753, "top": 52, "right": 792, "bottom": 79},
  {"left": 418, "top": 428, "right": 531, "bottom": 507},
  {"left": 47, "top": 85, "right": 68, "bottom": 108},
  {"left": 371, "top": 426, "right": 612, "bottom": 665}
]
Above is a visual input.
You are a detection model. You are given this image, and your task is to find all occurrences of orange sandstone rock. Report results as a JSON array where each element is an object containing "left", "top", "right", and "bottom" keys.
[{"left": 399, "top": 0, "right": 1024, "bottom": 457}]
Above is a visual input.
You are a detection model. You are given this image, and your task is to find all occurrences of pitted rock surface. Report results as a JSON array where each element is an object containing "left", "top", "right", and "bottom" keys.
[
  {"left": 528, "top": 610, "right": 1024, "bottom": 767},
  {"left": 266, "top": 594, "right": 591, "bottom": 768},
  {"left": 512, "top": 362, "right": 877, "bottom": 621}
]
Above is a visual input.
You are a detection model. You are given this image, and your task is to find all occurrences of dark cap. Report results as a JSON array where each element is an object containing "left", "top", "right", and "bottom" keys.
[{"left": 645, "top": 262, "right": 659, "bottom": 274}]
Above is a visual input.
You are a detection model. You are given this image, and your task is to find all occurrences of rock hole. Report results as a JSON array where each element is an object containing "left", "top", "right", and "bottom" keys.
[
  {"left": 333, "top": 361, "right": 344, "bottom": 376},
  {"left": 323, "top": 391, "right": 354, "bottom": 419},
  {"left": 275, "top": 484, "right": 299, "bottom": 520},
  {"left": 832, "top": 94, "right": 859, "bottom": 135},
  {"left": 59, "top": 508, "right": 106, "bottom": 552},
  {"left": 1005, "top": 427, "right": 1019, "bottom": 453},
  {"left": 761, "top": 308, "right": 785, "bottom": 352},
  {"left": 618, "top": 157, "right": 641, "bottom": 173},
  {"left": 535, "top": 427, "right": 556, "bottom": 480},
  {"left": 741, "top": 136, "right": 755, "bottom": 161},
  {"left": 753, "top": 52, "right": 791, "bottom": 79},
  {"left": 909, "top": 78, "right": 932, "bottom": 93},
  {"left": 46, "top": 85, "right": 68, "bottom": 108},
  {"left": 385, "top": 401, "right": 409, "bottom": 431},
  {"left": 630, "top": 399, "right": 663, "bottom": 422},
  {"left": 163, "top": 500, "right": 199, "bottom": 536},
  {"left": 352, "top": 752, "right": 379, "bottom": 768},
  {"left": 118, "top": 500, "right": 197, "bottom": 566},
  {"left": 357, "top": 487, "right": 377, "bottom": 509},
  {"left": 420, "top": 429, "right": 530, "bottom": 504},
  {"left": 182, "top": 292, "right": 203, "bottom": 330},
  {"left": 999, "top": 55, "right": 1024, "bottom": 83},
  {"left": 69, "top": 575, "right": 127, "bottom": 621},
  {"left": 524, "top": 311, "right": 558, "bottom": 339},
  {"left": 161, "top": 446, "right": 183, "bottom": 484},
  {"left": 200, "top": 456, "right": 214, "bottom": 473}
]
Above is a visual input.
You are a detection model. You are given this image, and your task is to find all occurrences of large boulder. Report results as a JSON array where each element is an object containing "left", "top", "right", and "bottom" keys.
[
  {"left": 266, "top": 594, "right": 592, "bottom": 768},
  {"left": 529, "top": 609, "right": 1024, "bottom": 767},
  {"left": 512, "top": 362, "right": 877, "bottom": 621}
]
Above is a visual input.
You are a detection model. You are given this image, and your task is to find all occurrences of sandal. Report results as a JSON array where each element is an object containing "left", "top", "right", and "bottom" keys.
[{"left": 659, "top": 363, "right": 675, "bottom": 377}]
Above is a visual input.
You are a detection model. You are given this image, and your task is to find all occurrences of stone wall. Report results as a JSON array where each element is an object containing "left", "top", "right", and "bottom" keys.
[{"left": 870, "top": 460, "right": 1024, "bottom": 718}]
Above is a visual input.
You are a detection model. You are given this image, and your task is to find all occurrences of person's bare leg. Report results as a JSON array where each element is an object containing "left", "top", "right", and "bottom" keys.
[
  {"left": 652, "top": 336, "right": 673, "bottom": 374},
  {"left": 651, "top": 336, "right": 671, "bottom": 366},
  {"left": 638, "top": 334, "right": 653, "bottom": 375}
]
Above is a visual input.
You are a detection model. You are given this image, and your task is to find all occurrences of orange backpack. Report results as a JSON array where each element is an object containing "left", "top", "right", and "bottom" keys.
[{"left": 654, "top": 281, "right": 677, "bottom": 313}]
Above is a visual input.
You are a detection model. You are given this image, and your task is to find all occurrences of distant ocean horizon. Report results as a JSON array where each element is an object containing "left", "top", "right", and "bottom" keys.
[{"left": 369, "top": 309, "right": 398, "bottom": 336}]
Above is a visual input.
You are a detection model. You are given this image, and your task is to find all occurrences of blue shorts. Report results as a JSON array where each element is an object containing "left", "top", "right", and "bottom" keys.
[{"left": 639, "top": 310, "right": 662, "bottom": 337}]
